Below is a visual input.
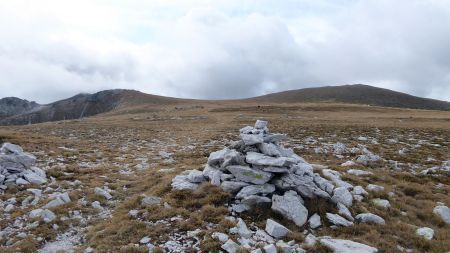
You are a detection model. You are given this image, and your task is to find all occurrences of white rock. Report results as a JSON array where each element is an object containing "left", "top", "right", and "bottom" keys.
[
  {"left": 16, "top": 178, "right": 30, "bottom": 185},
  {"left": 211, "top": 170, "right": 222, "bottom": 186},
  {"left": 221, "top": 181, "right": 249, "bottom": 193},
  {"left": 415, "top": 227, "right": 434, "bottom": 240},
  {"left": 263, "top": 244, "right": 277, "bottom": 253},
  {"left": 91, "top": 201, "right": 103, "bottom": 210},
  {"left": 258, "top": 143, "right": 282, "bottom": 157},
  {"left": 29, "top": 209, "right": 56, "bottom": 223},
  {"left": 246, "top": 152, "right": 296, "bottom": 167},
  {"left": 355, "top": 213, "right": 385, "bottom": 225},
  {"left": 187, "top": 170, "right": 205, "bottom": 183},
  {"left": 221, "top": 239, "right": 241, "bottom": 253},
  {"left": 236, "top": 218, "right": 253, "bottom": 238},
  {"left": 305, "top": 233, "right": 317, "bottom": 246},
  {"left": 272, "top": 191, "right": 308, "bottom": 227},
  {"left": 367, "top": 184, "right": 384, "bottom": 192},
  {"left": 253, "top": 229, "right": 275, "bottom": 244},
  {"left": 240, "top": 133, "right": 264, "bottom": 145},
  {"left": 331, "top": 187, "right": 353, "bottom": 208},
  {"left": 347, "top": 169, "right": 372, "bottom": 176},
  {"left": 24, "top": 171, "right": 47, "bottom": 184},
  {"left": 433, "top": 205, "right": 450, "bottom": 225},
  {"left": 128, "top": 209, "right": 138, "bottom": 217},
  {"left": 254, "top": 120, "right": 268, "bottom": 129},
  {"left": 326, "top": 213, "right": 354, "bottom": 227},
  {"left": 44, "top": 192, "right": 71, "bottom": 208},
  {"left": 236, "top": 184, "right": 275, "bottom": 199},
  {"left": 4, "top": 204, "right": 14, "bottom": 212},
  {"left": 337, "top": 203, "right": 354, "bottom": 221},
  {"left": 265, "top": 219, "right": 290, "bottom": 238},
  {"left": 322, "top": 169, "right": 353, "bottom": 189},
  {"left": 212, "top": 232, "right": 229, "bottom": 243},
  {"left": 319, "top": 238, "right": 378, "bottom": 253},
  {"left": 141, "top": 196, "right": 162, "bottom": 206},
  {"left": 241, "top": 195, "right": 271, "bottom": 207},
  {"left": 341, "top": 161, "right": 356, "bottom": 167},
  {"left": 372, "top": 198, "right": 390, "bottom": 208},
  {"left": 352, "top": 186, "right": 368, "bottom": 196},
  {"left": 171, "top": 175, "right": 198, "bottom": 190},
  {"left": 309, "top": 213, "right": 321, "bottom": 229},
  {"left": 208, "top": 148, "right": 231, "bottom": 166},
  {"left": 226, "top": 165, "right": 273, "bottom": 184},
  {"left": 1, "top": 143, "right": 24, "bottom": 154},
  {"left": 140, "top": 236, "right": 151, "bottom": 244}
]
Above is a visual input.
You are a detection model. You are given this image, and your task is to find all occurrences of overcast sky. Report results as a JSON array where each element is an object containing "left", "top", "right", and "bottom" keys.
[{"left": 0, "top": 0, "right": 449, "bottom": 103}]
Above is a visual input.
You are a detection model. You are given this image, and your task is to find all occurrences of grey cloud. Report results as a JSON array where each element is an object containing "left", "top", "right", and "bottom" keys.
[{"left": 0, "top": 1, "right": 450, "bottom": 103}]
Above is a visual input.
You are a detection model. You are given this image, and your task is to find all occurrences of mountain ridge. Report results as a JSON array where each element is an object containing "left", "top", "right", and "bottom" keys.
[{"left": 1, "top": 84, "right": 449, "bottom": 125}]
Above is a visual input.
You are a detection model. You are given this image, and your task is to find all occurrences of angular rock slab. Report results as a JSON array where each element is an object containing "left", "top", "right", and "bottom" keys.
[
  {"left": 319, "top": 238, "right": 378, "bottom": 253},
  {"left": 265, "top": 219, "right": 290, "bottom": 238},
  {"left": 226, "top": 165, "right": 273, "bottom": 185},
  {"left": 240, "top": 134, "right": 264, "bottom": 146},
  {"left": 331, "top": 187, "right": 353, "bottom": 208},
  {"left": 355, "top": 213, "right": 385, "bottom": 225},
  {"left": 236, "top": 184, "right": 275, "bottom": 199},
  {"left": 246, "top": 152, "right": 296, "bottom": 167},
  {"left": 309, "top": 213, "right": 321, "bottom": 229},
  {"left": 326, "top": 213, "right": 354, "bottom": 227},
  {"left": 271, "top": 190, "right": 308, "bottom": 227},
  {"left": 221, "top": 181, "right": 250, "bottom": 193},
  {"left": 171, "top": 175, "right": 199, "bottom": 190}
]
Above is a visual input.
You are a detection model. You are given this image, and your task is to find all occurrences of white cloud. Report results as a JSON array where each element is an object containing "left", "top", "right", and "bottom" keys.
[{"left": 0, "top": 0, "right": 449, "bottom": 103}]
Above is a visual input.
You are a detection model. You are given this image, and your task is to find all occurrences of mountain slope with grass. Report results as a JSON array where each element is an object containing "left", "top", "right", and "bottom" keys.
[{"left": 250, "top": 84, "right": 450, "bottom": 111}]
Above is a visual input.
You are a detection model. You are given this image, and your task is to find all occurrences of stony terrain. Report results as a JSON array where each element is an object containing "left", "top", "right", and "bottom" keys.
[{"left": 0, "top": 102, "right": 449, "bottom": 253}]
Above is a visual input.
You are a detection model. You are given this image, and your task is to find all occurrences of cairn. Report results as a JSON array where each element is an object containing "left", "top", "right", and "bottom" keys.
[{"left": 171, "top": 120, "right": 367, "bottom": 229}]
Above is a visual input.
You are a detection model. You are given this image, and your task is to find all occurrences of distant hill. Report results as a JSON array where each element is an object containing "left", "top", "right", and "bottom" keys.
[
  {"left": 0, "top": 89, "right": 180, "bottom": 125},
  {"left": 1, "top": 84, "right": 449, "bottom": 125},
  {"left": 0, "top": 97, "right": 40, "bottom": 121},
  {"left": 249, "top": 84, "right": 450, "bottom": 111}
]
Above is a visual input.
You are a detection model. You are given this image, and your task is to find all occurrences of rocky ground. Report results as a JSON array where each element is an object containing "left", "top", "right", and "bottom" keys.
[{"left": 0, "top": 103, "right": 449, "bottom": 253}]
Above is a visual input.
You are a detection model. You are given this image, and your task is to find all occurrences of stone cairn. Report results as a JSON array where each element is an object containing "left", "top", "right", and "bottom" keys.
[
  {"left": 172, "top": 120, "right": 367, "bottom": 230},
  {"left": 0, "top": 142, "right": 47, "bottom": 190}
]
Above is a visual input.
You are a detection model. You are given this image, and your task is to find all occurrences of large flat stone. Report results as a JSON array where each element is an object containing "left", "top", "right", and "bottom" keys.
[
  {"left": 319, "top": 238, "right": 378, "bottom": 253},
  {"left": 246, "top": 152, "right": 296, "bottom": 167},
  {"left": 226, "top": 165, "right": 273, "bottom": 185}
]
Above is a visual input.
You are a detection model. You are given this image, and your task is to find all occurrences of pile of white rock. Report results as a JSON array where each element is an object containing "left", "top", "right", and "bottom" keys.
[
  {"left": 0, "top": 143, "right": 47, "bottom": 189},
  {"left": 171, "top": 120, "right": 381, "bottom": 252}
]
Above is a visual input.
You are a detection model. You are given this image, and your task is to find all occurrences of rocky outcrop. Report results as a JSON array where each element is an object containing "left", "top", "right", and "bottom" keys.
[{"left": 0, "top": 143, "right": 47, "bottom": 190}]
